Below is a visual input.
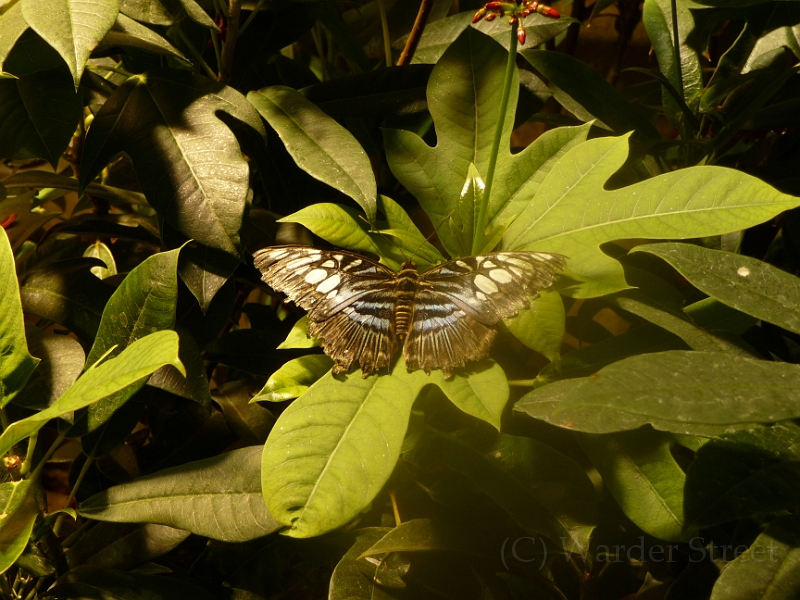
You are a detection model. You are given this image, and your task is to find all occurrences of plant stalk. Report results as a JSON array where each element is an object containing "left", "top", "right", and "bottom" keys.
[
  {"left": 397, "top": 0, "right": 434, "bottom": 66},
  {"left": 218, "top": 0, "right": 243, "bottom": 84},
  {"left": 377, "top": 0, "right": 392, "bottom": 67},
  {"left": 471, "top": 20, "right": 518, "bottom": 256}
]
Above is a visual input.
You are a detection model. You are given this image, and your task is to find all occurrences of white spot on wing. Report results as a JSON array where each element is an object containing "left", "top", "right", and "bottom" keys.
[
  {"left": 316, "top": 273, "right": 341, "bottom": 293},
  {"left": 474, "top": 274, "right": 499, "bottom": 294},
  {"left": 483, "top": 260, "right": 496, "bottom": 268},
  {"left": 343, "top": 259, "right": 363, "bottom": 271},
  {"left": 456, "top": 260, "right": 471, "bottom": 270},
  {"left": 304, "top": 269, "right": 328, "bottom": 284},
  {"left": 489, "top": 268, "right": 512, "bottom": 283},
  {"left": 320, "top": 260, "right": 336, "bottom": 268},
  {"left": 476, "top": 291, "right": 487, "bottom": 301}
]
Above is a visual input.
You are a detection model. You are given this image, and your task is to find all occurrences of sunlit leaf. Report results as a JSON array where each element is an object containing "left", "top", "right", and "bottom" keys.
[
  {"left": 0, "top": 228, "right": 38, "bottom": 407},
  {"left": 80, "top": 446, "right": 279, "bottom": 542}
]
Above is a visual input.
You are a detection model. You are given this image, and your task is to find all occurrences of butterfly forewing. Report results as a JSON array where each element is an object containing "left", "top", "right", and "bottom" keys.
[
  {"left": 418, "top": 252, "right": 566, "bottom": 323},
  {"left": 253, "top": 246, "right": 398, "bottom": 375},
  {"left": 254, "top": 246, "right": 566, "bottom": 378}
]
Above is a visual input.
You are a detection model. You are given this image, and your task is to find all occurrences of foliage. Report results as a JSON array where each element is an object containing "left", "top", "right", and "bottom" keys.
[{"left": 1, "top": 0, "right": 800, "bottom": 598}]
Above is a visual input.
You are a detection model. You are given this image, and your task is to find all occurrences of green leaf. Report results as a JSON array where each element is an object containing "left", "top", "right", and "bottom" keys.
[
  {"left": 642, "top": 0, "right": 703, "bottom": 110},
  {"left": 505, "top": 290, "right": 565, "bottom": 363},
  {"left": 385, "top": 26, "right": 516, "bottom": 257},
  {"left": 63, "top": 523, "right": 190, "bottom": 571},
  {"left": 85, "top": 249, "right": 180, "bottom": 367},
  {"left": 252, "top": 355, "right": 333, "bottom": 402},
  {"left": 213, "top": 382, "right": 273, "bottom": 444},
  {"left": 19, "top": 258, "right": 113, "bottom": 343},
  {"left": 0, "top": 480, "right": 38, "bottom": 575},
  {"left": 279, "top": 203, "right": 377, "bottom": 252},
  {"left": 0, "top": 228, "right": 38, "bottom": 407},
  {"left": 248, "top": 86, "right": 377, "bottom": 222},
  {"left": 375, "top": 195, "right": 444, "bottom": 270},
  {"left": 520, "top": 50, "right": 660, "bottom": 139},
  {"left": 261, "top": 367, "right": 418, "bottom": 537},
  {"left": 83, "top": 241, "right": 117, "bottom": 280},
  {"left": 447, "top": 163, "right": 483, "bottom": 257},
  {"left": 80, "top": 446, "right": 279, "bottom": 542},
  {"left": 95, "top": 13, "right": 187, "bottom": 61},
  {"left": 12, "top": 325, "right": 84, "bottom": 411},
  {"left": 397, "top": 358, "right": 509, "bottom": 430},
  {"left": 633, "top": 243, "right": 800, "bottom": 336},
  {"left": 534, "top": 322, "right": 686, "bottom": 385},
  {"left": 438, "top": 429, "right": 597, "bottom": 554},
  {"left": 489, "top": 123, "right": 591, "bottom": 230},
  {"left": 21, "top": 0, "right": 118, "bottom": 87},
  {"left": 0, "top": 32, "right": 82, "bottom": 166},
  {"left": 709, "top": 515, "right": 800, "bottom": 600},
  {"left": 69, "top": 249, "right": 181, "bottom": 433},
  {"left": 79, "top": 69, "right": 266, "bottom": 256},
  {"left": 360, "top": 518, "right": 504, "bottom": 559},
  {"left": 578, "top": 428, "right": 689, "bottom": 542},
  {"left": 276, "top": 315, "right": 321, "bottom": 350},
  {"left": 554, "top": 351, "right": 800, "bottom": 428},
  {"left": 118, "top": 0, "right": 173, "bottom": 26},
  {"left": 329, "top": 529, "right": 393, "bottom": 600},
  {"left": 515, "top": 375, "right": 746, "bottom": 437},
  {"left": 501, "top": 135, "right": 800, "bottom": 298},
  {"left": 0, "top": 330, "right": 183, "bottom": 457},
  {"left": 684, "top": 423, "right": 800, "bottom": 530},
  {"left": 0, "top": 3, "right": 29, "bottom": 69},
  {"left": 609, "top": 291, "right": 755, "bottom": 355}
]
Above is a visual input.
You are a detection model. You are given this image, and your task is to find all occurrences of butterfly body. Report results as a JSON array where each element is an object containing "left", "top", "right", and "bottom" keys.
[{"left": 254, "top": 246, "right": 565, "bottom": 378}]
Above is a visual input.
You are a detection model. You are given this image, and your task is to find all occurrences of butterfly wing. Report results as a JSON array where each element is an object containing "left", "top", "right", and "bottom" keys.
[
  {"left": 253, "top": 246, "right": 399, "bottom": 376},
  {"left": 403, "top": 252, "right": 565, "bottom": 376}
]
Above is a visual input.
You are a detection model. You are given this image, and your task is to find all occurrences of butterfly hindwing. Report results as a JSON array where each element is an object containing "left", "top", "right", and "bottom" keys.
[
  {"left": 253, "top": 246, "right": 398, "bottom": 375},
  {"left": 403, "top": 252, "right": 565, "bottom": 376},
  {"left": 254, "top": 246, "right": 566, "bottom": 378},
  {"left": 403, "top": 288, "right": 496, "bottom": 376}
]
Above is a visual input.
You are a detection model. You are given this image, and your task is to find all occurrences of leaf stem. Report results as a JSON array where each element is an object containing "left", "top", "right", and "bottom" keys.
[
  {"left": 471, "top": 20, "right": 518, "bottom": 256},
  {"left": 218, "top": 0, "right": 243, "bottom": 84},
  {"left": 377, "top": 0, "right": 392, "bottom": 67},
  {"left": 239, "top": 0, "right": 266, "bottom": 36},
  {"left": 174, "top": 25, "right": 217, "bottom": 80},
  {"left": 18, "top": 431, "right": 38, "bottom": 477},
  {"left": 53, "top": 456, "right": 94, "bottom": 536}
]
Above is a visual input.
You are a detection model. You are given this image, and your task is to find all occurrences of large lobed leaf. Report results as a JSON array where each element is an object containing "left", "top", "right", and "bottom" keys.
[
  {"left": 21, "top": 0, "right": 118, "bottom": 87},
  {"left": 501, "top": 134, "right": 800, "bottom": 297}
]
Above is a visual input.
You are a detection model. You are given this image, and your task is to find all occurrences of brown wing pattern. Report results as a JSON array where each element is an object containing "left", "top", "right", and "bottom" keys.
[
  {"left": 254, "top": 246, "right": 566, "bottom": 378},
  {"left": 253, "top": 246, "right": 399, "bottom": 376},
  {"left": 403, "top": 252, "right": 565, "bottom": 376}
]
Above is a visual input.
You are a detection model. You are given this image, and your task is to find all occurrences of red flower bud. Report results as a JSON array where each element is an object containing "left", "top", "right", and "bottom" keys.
[
  {"left": 536, "top": 5, "right": 560, "bottom": 18},
  {"left": 0, "top": 213, "right": 16, "bottom": 229},
  {"left": 472, "top": 8, "right": 486, "bottom": 23},
  {"left": 485, "top": 1, "right": 502, "bottom": 8},
  {"left": 485, "top": 12, "right": 497, "bottom": 20},
  {"left": 518, "top": 26, "right": 526, "bottom": 45}
]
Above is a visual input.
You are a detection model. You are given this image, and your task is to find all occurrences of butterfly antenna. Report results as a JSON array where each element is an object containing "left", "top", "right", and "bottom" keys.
[
  {"left": 407, "top": 209, "right": 455, "bottom": 263},
  {"left": 358, "top": 214, "right": 410, "bottom": 262}
]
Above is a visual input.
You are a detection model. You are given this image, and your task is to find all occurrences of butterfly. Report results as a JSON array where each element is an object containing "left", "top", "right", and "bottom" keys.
[{"left": 254, "top": 246, "right": 566, "bottom": 378}]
